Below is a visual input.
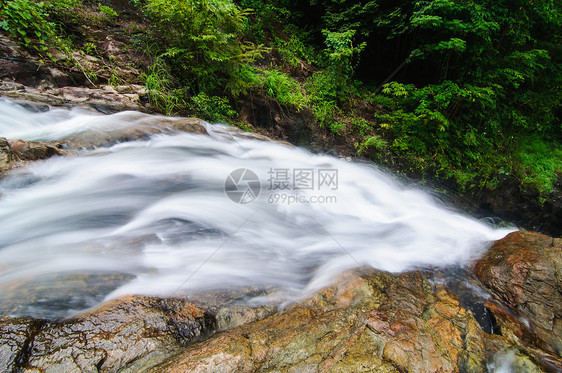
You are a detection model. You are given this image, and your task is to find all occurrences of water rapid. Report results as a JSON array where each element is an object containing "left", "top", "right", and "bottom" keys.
[{"left": 0, "top": 99, "right": 515, "bottom": 319}]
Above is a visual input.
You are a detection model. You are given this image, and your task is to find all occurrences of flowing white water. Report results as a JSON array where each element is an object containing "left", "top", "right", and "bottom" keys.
[{"left": 0, "top": 99, "right": 515, "bottom": 318}]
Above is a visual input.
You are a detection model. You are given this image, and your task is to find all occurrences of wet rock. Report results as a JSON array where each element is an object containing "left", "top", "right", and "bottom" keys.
[
  {"left": 0, "top": 295, "right": 216, "bottom": 373},
  {"left": 186, "top": 288, "right": 278, "bottom": 331},
  {"left": 1, "top": 83, "right": 148, "bottom": 113},
  {"left": 0, "top": 272, "right": 136, "bottom": 320},
  {"left": 478, "top": 179, "right": 562, "bottom": 237},
  {"left": 473, "top": 231, "right": 562, "bottom": 356},
  {"left": 8, "top": 139, "right": 65, "bottom": 161},
  {"left": 153, "top": 269, "right": 542, "bottom": 373},
  {"left": 60, "top": 116, "right": 209, "bottom": 149},
  {"left": 0, "top": 137, "right": 14, "bottom": 173},
  {"left": 0, "top": 318, "right": 43, "bottom": 372},
  {"left": 0, "top": 138, "right": 72, "bottom": 178}
]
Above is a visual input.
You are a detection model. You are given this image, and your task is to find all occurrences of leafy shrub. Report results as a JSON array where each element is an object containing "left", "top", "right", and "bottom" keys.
[
  {"left": 98, "top": 4, "right": 118, "bottom": 19},
  {"left": 356, "top": 135, "right": 388, "bottom": 154},
  {"left": 145, "top": 0, "right": 266, "bottom": 93},
  {"left": 0, "top": 0, "right": 56, "bottom": 52},
  {"left": 190, "top": 92, "right": 237, "bottom": 123},
  {"left": 317, "top": 29, "right": 365, "bottom": 102},
  {"left": 142, "top": 57, "right": 187, "bottom": 115},
  {"left": 517, "top": 138, "right": 562, "bottom": 194},
  {"left": 274, "top": 35, "right": 319, "bottom": 68},
  {"left": 350, "top": 117, "right": 372, "bottom": 136},
  {"left": 262, "top": 69, "right": 307, "bottom": 109},
  {"left": 238, "top": 0, "right": 287, "bottom": 42},
  {"left": 376, "top": 80, "right": 503, "bottom": 188},
  {"left": 311, "top": 100, "right": 345, "bottom": 133}
]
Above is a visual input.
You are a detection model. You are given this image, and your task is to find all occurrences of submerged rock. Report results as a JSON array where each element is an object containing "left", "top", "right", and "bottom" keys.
[
  {"left": 0, "top": 295, "right": 215, "bottom": 372},
  {"left": 473, "top": 231, "right": 562, "bottom": 358}
]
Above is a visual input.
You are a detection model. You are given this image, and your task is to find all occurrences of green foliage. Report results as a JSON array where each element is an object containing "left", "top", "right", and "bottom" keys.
[
  {"left": 381, "top": 82, "right": 413, "bottom": 97},
  {"left": 303, "top": 28, "right": 367, "bottom": 133},
  {"left": 284, "top": 0, "right": 559, "bottom": 191},
  {"left": 319, "top": 29, "right": 365, "bottom": 101},
  {"left": 225, "top": 64, "right": 262, "bottom": 97},
  {"left": 108, "top": 71, "right": 125, "bottom": 86},
  {"left": 356, "top": 135, "right": 388, "bottom": 154},
  {"left": 1, "top": 0, "right": 559, "bottom": 198},
  {"left": 190, "top": 92, "right": 237, "bottom": 123},
  {"left": 517, "top": 138, "right": 562, "bottom": 194},
  {"left": 82, "top": 42, "right": 96, "bottom": 55},
  {"left": 128, "top": 0, "right": 144, "bottom": 7},
  {"left": 145, "top": 0, "right": 266, "bottom": 93},
  {"left": 261, "top": 69, "right": 307, "bottom": 109},
  {"left": 311, "top": 100, "right": 345, "bottom": 133},
  {"left": 307, "top": 70, "right": 338, "bottom": 104},
  {"left": 142, "top": 57, "right": 186, "bottom": 115},
  {"left": 235, "top": 121, "right": 254, "bottom": 132},
  {"left": 351, "top": 117, "right": 372, "bottom": 136},
  {"left": 0, "top": 0, "right": 56, "bottom": 53},
  {"left": 274, "top": 35, "right": 319, "bottom": 68},
  {"left": 238, "top": 0, "right": 290, "bottom": 42},
  {"left": 224, "top": 64, "right": 308, "bottom": 110},
  {"left": 98, "top": 4, "right": 118, "bottom": 19},
  {"left": 376, "top": 80, "right": 502, "bottom": 187},
  {"left": 48, "top": 0, "right": 120, "bottom": 28}
]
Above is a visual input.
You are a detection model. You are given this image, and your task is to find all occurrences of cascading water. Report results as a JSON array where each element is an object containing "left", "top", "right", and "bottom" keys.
[{"left": 0, "top": 98, "right": 515, "bottom": 319}]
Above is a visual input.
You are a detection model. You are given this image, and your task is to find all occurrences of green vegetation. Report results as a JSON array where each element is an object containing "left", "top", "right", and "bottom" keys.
[
  {"left": 144, "top": 0, "right": 266, "bottom": 93},
  {"left": 0, "top": 0, "right": 560, "bottom": 197},
  {"left": 0, "top": 0, "right": 56, "bottom": 54},
  {"left": 518, "top": 138, "right": 562, "bottom": 194}
]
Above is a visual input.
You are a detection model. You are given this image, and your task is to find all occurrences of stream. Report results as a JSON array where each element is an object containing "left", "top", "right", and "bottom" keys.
[{"left": 0, "top": 98, "right": 515, "bottom": 319}]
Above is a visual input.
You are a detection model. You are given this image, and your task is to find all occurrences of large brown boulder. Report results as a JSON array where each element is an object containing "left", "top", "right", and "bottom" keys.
[
  {"left": 473, "top": 231, "right": 562, "bottom": 357},
  {"left": 0, "top": 296, "right": 215, "bottom": 372},
  {"left": 152, "top": 269, "right": 545, "bottom": 373}
]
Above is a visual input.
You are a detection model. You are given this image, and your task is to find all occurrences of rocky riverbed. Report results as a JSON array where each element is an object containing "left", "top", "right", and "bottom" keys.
[{"left": 0, "top": 231, "right": 559, "bottom": 372}]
